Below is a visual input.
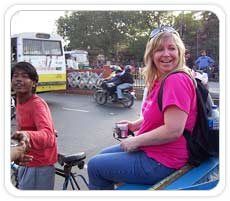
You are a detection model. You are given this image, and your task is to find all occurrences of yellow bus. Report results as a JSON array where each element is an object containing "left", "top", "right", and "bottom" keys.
[{"left": 11, "top": 32, "right": 66, "bottom": 92}]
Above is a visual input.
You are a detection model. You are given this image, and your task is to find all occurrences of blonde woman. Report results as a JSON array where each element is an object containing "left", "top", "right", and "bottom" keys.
[{"left": 87, "top": 26, "right": 197, "bottom": 190}]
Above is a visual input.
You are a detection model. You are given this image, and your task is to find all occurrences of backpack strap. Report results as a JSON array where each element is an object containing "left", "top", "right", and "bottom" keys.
[
  {"left": 158, "top": 69, "right": 195, "bottom": 112},
  {"left": 158, "top": 74, "right": 168, "bottom": 112}
]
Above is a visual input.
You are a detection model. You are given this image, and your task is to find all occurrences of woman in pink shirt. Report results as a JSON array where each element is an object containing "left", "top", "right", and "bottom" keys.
[
  {"left": 11, "top": 62, "right": 57, "bottom": 190},
  {"left": 87, "top": 26, "right": 197, "bottom": 190}
]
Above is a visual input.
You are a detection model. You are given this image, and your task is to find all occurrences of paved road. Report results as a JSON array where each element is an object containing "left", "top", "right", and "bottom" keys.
[
  {"left": 208, "top": 81, "right": 220, "bottom": 105},
  {"left": 11, "top": 80, "right": 219, "bottom": 190},
  {"left": 39, "top": 93, "right": 142, "bottom": 190},
  {"left": 208, "top": 81, "right": 219, "bottom": 96}
]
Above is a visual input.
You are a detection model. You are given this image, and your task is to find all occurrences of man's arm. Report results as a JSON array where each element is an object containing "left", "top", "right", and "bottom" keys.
[
  {"left": 194, "top": 57, "right": 200, "bottom": 67},
  {"left": 208, "top": 57, "right": 214, "bottom": 66}
]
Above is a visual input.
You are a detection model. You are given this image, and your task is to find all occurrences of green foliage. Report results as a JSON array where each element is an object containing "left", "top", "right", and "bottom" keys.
[
  {"left": 199, "top": 12, "right": 219, "bottom": 63},
  {"left": 56, "top": 11, "right": 219, "bottom": 65}
]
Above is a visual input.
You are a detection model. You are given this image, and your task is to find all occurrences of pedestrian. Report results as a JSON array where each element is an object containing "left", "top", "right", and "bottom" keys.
[
  {"left": 11, "top": 61, "right": 58, "bottom": 190},
  {"left": 195, "top": 49, "right": 214, "bottom": 74},
  {"left": 133, "top": 65, "right": 139, "bottom": 79},
  {"left": 87, "top": 26, "right": 197, "bottom": 190},
  {"left": 185, "top": 50, "right": 194, "bottom": 69}
]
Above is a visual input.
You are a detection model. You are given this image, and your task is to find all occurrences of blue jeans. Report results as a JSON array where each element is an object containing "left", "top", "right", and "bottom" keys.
[
  {"left": 116, "top": 83, "right": 133, "bottom": 99},
  {"left": 87, "top": 144, "right": 175, "bottom": 190}
]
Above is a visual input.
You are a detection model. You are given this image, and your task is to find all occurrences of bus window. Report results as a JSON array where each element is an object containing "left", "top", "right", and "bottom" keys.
[{"left": 23, "top": 39, "right": 62, "bottom": 55}]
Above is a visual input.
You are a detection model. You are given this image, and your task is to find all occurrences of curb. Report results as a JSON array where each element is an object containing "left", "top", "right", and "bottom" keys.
[
  {"left": 56, "top": 87, "right": 219, "bottom": 102},
  {"left": 56, "top": 88, "right": 145, "bottom": 100}
]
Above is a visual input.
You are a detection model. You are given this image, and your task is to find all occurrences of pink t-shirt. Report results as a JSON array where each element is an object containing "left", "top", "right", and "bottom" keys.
[{"left": 138, "top": 73, "right": 197, "bottom": 169}]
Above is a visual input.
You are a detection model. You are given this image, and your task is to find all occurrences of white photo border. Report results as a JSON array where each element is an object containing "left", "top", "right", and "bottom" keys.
[{"left": 5, "top": 4, "right": 226, "bottom": 198}]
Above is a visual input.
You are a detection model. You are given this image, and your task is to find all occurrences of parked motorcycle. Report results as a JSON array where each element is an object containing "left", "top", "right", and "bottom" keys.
[{"left": 94, "top": 82, "right": 136, "bottom": 108}]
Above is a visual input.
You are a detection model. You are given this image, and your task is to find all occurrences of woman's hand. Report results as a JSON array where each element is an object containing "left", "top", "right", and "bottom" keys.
[
  {"left": 120, "top": 137, "right": 139, "bottom": 152},
  {"left": 116, "top": 119, "right": 142, "bottom": 133},
  {"left": 116, "top": 120, "right": 133, "bottom": 131}
]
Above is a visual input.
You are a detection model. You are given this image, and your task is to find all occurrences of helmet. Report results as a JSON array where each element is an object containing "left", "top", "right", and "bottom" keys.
[
  {"left": 124, "top": 65, "right": 131, "bottom": 72},
  {"left": 110, "top": 65, "right": 122, "bottom": 72}
]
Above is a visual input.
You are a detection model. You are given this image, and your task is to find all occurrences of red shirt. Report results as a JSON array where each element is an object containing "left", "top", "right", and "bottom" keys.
[
  {"left": 16, "top": 95, "right": 57, "bottom": 167},
  {"left": 138, "top": 73, "right": 197, "bottom": 169}
]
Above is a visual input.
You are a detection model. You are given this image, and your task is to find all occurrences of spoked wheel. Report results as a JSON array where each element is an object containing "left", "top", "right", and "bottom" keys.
[
  {"left": 94, "top": 91, "right": 107, "bottom": 105},
  {"left": 121, "top": 93, "right": 134, "bottom": 108}
]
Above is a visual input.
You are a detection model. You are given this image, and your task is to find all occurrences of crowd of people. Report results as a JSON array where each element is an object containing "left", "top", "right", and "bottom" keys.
[{"left": 10, "top": 25, "right": 216, "bottom": 190}]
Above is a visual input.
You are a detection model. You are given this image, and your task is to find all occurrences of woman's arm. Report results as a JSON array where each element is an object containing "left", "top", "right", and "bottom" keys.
[{"left": 121, "top": 106, "right": 188, "bottom": 152}]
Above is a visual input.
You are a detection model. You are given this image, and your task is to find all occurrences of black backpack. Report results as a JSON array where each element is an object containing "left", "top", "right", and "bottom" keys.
[{"left": 158, "top": 71, "right": 219, "bottom": 166}]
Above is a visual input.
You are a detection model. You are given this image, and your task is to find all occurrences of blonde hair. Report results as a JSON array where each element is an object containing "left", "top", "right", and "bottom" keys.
[{"left": 143, "top": 31, "right": 187, "bottom": 92}]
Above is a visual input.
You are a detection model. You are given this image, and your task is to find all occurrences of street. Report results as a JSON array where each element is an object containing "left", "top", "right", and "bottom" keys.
[
  {"left": 39, "top": 92, "right": 143, "bottom": 190},
  {"left": 11, "top": 81, "right": 219, "bottom": 190}
]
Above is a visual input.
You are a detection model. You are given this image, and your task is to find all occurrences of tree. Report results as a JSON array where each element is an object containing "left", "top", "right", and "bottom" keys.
[
  {"left": 125, "top": 11, "right": 175, "bottom": 63},
  {"left": 199, "top": 11, "right": 219, "bottom": 64},
  {"left": 56, "top": 11, "right": 129, "bottom": 58},
  {"left": 55, "top": 11, "right": 219, "bottom": 65},
  {"left": 173, "top": 12, "right": 202, "bottom": 58},
  {"left": 173, "top": 11, "right": 219, "bottom": 65}
]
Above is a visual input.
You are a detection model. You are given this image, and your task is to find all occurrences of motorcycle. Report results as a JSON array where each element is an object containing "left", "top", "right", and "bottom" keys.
[{"left": 94, "top": 82, "right": 136, "bottom": 108}]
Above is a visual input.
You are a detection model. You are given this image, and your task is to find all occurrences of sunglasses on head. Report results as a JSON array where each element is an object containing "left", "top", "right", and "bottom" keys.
[{"left": 149, "top": 26, "right": 177, "bottom": 41}]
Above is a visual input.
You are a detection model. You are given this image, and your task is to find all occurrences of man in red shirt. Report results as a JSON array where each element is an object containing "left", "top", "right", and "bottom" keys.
[{"left": 11, "top": 62, "right": 57, "bottom": 190}]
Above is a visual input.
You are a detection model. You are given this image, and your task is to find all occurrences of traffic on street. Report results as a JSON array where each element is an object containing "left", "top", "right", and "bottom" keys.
[
  {"left": 11, "top": 83, "right": 219, "bottom": 190},
  {"left": 41, "top": 92, "right": 142, "bottom": 190}
]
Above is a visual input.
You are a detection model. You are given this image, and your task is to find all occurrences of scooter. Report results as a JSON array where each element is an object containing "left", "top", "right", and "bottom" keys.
[{"left": 94, "top": 82, "right": 136, "bottom": 108}]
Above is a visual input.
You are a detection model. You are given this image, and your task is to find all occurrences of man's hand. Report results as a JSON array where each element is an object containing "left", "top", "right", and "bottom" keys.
[
  {"left": 11, "top": 141, "right": 33, "bottom": 165},
  {"left": 11, "top": 131, "right": 31, "bottom": 151},
  {"left": 16, "top": 154, "right": 33, "bottom": 166}
]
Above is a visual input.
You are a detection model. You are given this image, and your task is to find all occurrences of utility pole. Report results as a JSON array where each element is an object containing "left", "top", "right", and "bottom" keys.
[{"left": 196, "top": 29, "right": 200, "bottom": 58}]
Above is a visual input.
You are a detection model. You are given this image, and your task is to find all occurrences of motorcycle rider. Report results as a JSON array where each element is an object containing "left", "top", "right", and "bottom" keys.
[
  {"left": 195, "top": 50, "right": 214, "bottom": 79},
  {"left": 116, "top": 65, "right": 134, "bottom": 100},
  {"left": 101, "top": 66, "right": 123, "bottom": 96},
  {"left": 104, "top": 65, "right": 123, "bottom": 82}
]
